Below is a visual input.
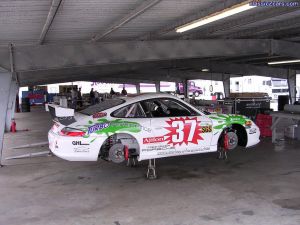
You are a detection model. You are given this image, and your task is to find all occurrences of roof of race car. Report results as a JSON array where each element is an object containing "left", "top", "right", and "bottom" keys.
[
  {"left": 119, "top": 93, "right": 180, "bottom": 104},
  {"left": 80, "top": 93, "right": 182, "bottom": 115}
]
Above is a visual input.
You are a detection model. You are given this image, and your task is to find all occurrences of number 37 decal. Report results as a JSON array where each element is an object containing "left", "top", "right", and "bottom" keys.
[{"left": 164, "top": 117, "right": 204, "bottom": 146}]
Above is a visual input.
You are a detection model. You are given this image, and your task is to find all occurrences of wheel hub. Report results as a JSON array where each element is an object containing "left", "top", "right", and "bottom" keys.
[{"left": 226, "top": 131, "right": 238, "bottom": 150}]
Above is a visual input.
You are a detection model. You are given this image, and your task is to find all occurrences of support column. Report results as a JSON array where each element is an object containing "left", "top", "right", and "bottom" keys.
[
  {"left": 222, "top": 74, "right": 231, "bottom": 98},
  {"left": 136, "top": 83, "right": 141, "bottom": 94},
  {"left": 5, "top": 80, "right": 18, "bottom": 131},
  {"left": 155, "top": 81, "right": 160, "bottom": 93},
  {"left": 287, "top": 69, "right": 296, "bottom": 104},
  {"left": 182, "top": 79, "right": 188, "bottom": 98},
  {"left": 0, "top": 71, "right": 13, "bottom": 166}
]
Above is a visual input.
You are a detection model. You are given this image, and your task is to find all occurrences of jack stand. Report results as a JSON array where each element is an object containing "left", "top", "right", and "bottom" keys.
[
  {"left": 146, "top": 159, "right": 157, "bottom": 179},
  {"left": 126, "top": 156, "right": 137, "bottom": 167},
  {"left": 217, "top": 148, "right": 228, "bottom": 160}
]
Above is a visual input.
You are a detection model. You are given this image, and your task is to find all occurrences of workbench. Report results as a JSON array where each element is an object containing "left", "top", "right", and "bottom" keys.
[{"left": 270, "top": 112, "right": 300, "bottom": 143}]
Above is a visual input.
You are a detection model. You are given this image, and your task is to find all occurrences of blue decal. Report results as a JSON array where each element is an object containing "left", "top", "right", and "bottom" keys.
[{"left": 88, "top": 123, "right": 110, "bottom": 134}]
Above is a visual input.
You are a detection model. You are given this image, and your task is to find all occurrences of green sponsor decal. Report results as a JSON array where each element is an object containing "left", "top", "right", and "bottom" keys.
[
  {"left": 77, "top": 118, "right": 142, "bottom": 137},
  {"left": 209, "top": 114, "right": 250, "bottom": 130}
]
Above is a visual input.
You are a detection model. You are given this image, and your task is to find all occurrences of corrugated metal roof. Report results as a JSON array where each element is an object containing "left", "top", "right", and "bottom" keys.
[
  {"left": 0, "top": 0, "right": 299, "bottom": 45},
  {"left": 106, "top": 0, "right": 221, "bottom": 40},
  {"left": 211, "top": 9, "right": 300, "bottom": 37},
  {"left": 45, "top": 0, "right": 141, "bottom": 42},
  {"left": 0, "top": 0, "right": 50, "bottom": 45}
]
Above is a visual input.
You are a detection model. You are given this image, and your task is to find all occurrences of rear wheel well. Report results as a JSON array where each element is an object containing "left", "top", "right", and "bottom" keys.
[{"left": 99, "top": 133, "right": 140, "bottom": 160}]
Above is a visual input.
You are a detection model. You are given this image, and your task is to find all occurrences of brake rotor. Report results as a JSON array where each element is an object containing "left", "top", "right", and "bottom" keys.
[
  {"left": 109, "top": 143, "right": 125, "bottom": 163},
  {"left": 225, "top": 131, "right": 238, "bottom": 150}
]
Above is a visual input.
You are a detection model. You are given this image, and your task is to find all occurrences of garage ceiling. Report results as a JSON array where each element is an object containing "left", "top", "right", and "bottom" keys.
[{"left": 0, "top": 0, "right": 300, "bottom": 85}]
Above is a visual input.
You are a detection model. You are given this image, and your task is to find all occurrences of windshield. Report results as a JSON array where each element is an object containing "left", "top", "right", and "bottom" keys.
[{"left": 80, "top": 98, "right": 125, "bottom": 115}]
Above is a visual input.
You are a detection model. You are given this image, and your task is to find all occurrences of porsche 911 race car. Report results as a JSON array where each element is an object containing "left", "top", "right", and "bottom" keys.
[{"left": 48, "top": 93, "right": 260, "bottom": 177}]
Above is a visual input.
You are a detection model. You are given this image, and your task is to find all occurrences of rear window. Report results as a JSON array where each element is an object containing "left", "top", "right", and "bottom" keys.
[{"left": 80, "top": 99, "right": 125, "bottom": 115}]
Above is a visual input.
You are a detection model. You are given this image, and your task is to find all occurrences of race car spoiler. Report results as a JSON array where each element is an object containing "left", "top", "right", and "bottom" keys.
[{"left": 45, "top": 104, "right": 76, "bottom": 126}]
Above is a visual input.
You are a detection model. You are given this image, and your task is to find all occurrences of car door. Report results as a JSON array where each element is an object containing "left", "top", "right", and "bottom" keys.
[
  {"left": 111, "top": 102, "right": 152, "bottom": 157},
  {"left": 139, "top": 98, "right": 214, "bottom": 160}
]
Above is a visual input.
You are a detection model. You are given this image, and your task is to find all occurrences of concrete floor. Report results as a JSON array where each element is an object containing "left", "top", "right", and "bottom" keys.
[{"left": 1, "top": 106, "right": 300, "bottom": 225}]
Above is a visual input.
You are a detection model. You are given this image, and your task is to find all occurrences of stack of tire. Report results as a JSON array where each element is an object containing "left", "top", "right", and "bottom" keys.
[
  {"left": 255, "top": 114, "right": 272, "bottom": 137},
  {"left": 21, "top": 97, "right": 30, "bottom": 112}
]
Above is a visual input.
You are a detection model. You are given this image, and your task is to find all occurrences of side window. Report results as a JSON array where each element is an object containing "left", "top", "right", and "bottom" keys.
[
  {"left": 140, "top": 98, "right": 199, "bottom": 118},
  {"left": 112, "top": 103, "right": 146, "bottom": 118},
  {"left": 161, "top": 99, "right": 199, "bottom": 117}
]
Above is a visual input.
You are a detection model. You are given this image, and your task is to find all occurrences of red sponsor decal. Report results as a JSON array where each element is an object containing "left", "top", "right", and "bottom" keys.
[
  {"left": 143, "top": 136, "right": 165, "bottom": 144},
  {"left": 164, "top": 117, "right": 203, "bottom": 146},
  {"left": 92, "top": 112, "right": 107, "bottom": 119}
]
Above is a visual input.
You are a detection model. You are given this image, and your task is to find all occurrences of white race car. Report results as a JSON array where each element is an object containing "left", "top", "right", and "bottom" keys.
[{"left": 48, "top": 93, "right": 260, "bottom": 177}]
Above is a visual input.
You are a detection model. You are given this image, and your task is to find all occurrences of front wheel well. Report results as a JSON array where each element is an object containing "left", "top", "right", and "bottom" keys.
[
  {"left": 218, "top": 124, "right": 248, "bottom": 148},
  {"left": 231, "top": 124, "right": 247, "bottom": 147}
]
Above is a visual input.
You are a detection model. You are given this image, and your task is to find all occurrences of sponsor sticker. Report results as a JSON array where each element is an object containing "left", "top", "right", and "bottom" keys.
[
  {"left": 72, "top": 141, "right": 89, "bottom": 146},
  {"left": 92, "top": 112, "right": 107, "bottom": 119},
  {"left": 88, "top": 122, "right": 110, "bottom": 134},
  {"left": 143, "top": 136, "right": 165, "bottom": 144},
  {"left": 74, "top": 146, "right": 90, "bottom": 153},
  {"left": 249, "top": 128, "right": 257, "bottom": 134},
  {"left": 201, "top": 125, "right": 212, "bottom": 133}
]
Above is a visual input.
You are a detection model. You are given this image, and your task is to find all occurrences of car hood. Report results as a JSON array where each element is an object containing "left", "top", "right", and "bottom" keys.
[{"left": 208, "top": 114, "right": 251, "bottom": 130}]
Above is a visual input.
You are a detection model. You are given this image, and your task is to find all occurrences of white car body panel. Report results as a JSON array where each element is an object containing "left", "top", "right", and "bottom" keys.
[{"left": 48, "top": 93, "right": 260, "bottom": 162}]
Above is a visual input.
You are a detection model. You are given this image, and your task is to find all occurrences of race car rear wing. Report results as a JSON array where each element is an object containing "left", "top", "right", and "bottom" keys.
[{"left": 45, "top": 104, "right": 76, "bottom": 126}]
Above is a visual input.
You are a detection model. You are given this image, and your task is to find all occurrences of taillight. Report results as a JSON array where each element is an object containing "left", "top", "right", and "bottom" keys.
[{"left": 60, "top": 127, "right": 85, "bottom": 137}]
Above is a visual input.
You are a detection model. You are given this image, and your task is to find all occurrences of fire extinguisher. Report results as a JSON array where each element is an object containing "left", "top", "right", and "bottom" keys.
[{"left": 10, "top": 119, "right": 16, "bottom": 133}]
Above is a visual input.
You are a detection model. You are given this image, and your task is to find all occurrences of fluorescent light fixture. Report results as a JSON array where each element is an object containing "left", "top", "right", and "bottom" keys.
[
  {"left": 268, "top": 59, "right": 300, "bottom": 65},
  {"left": 176, "top": 1, "right": 256, "bottom": 33},
  {"left": 201, "top": 68, "right": 209, "bottom": 72}
]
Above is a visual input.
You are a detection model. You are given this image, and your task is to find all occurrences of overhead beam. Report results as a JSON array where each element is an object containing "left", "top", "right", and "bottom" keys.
[
  {"left": 168, "top": 59, "right": 290, "bottom": 78},
  {"left": 22, "top": 73, "right": 178, "bottom": 86},
  {"left": 271, "top": 40, "right": 300, "bottom": 59},
  {"left": 39, "top": 0, "right": 63, "bottom": 44},
  {"left": 1, "top": 39, "right": 276, "bottom": 72},
  {"left": 185, "top": 7, "right": 300, "bottom": 39},
  {"left": 18, "top": 58, "right": 290, "bottom": 86},
  {"left": 91, "top": 0, "right": 161, "bottom": 41},
  {"left": 260, "top": 27, "right": 300, "bottom": 39},
  {"left": 21, "top": 70, "right": 229, "bottom": 86}
]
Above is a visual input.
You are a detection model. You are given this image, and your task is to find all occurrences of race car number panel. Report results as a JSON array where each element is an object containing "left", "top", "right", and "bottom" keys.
[{"left": 148, "top": 116, "right": 213, "bottom": 157}]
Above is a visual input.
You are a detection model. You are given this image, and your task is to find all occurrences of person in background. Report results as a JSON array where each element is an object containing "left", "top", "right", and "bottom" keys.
[
  {"left": 94, "top": 90, "right": 100, "bottom": 104},
  {"left": 90, "top": 88, "right": 95, "bottom": 105},
  {"left": 77, "top": 88, "right": 82, "bottom": 108},
  {"left": 71, "top": 87, "right": 78, "bottom": 109},
  {"left": 110, "top": 88, "right": 116, "bottom": 96},
  {"left": 121, "top": 87, "right": 127, "bottom": 96}
]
